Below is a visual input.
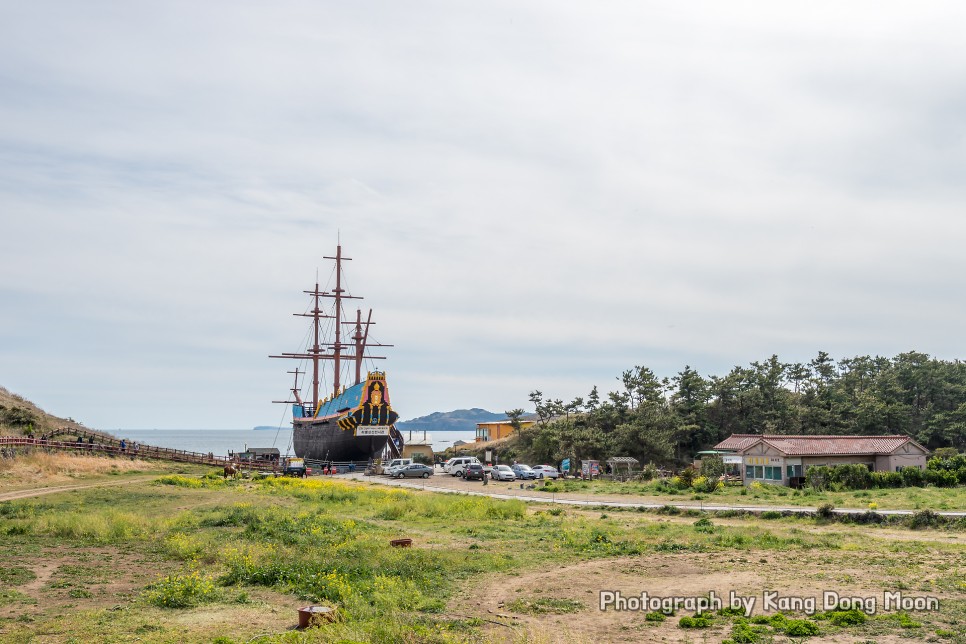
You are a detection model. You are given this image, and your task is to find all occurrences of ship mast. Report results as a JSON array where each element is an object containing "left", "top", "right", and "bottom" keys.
[
  {"left": 312, "top": 283, "right": 322, "bottom": 409},
  {"left": 322, "top": 245, "right": 361, "bottom": 398},
  {"left": 270, "top": 244, "right": 392, "bottom": 411}
]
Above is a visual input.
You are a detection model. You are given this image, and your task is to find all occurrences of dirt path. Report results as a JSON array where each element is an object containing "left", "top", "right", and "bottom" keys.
[{"left": 0, "top": 475, "right": 159, "bottom": 502}]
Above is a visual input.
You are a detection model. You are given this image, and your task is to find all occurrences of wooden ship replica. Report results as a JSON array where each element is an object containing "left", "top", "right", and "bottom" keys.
[{"left": 271, "top": 245, "right": 402, "bottom": 461}]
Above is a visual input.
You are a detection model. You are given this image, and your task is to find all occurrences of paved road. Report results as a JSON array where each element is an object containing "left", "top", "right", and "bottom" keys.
[{"left": 344, "top": 472, "right": 966, "bottom": 517}]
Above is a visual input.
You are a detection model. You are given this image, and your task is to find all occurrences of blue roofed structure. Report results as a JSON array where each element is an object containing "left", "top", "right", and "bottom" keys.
[
  {"left": 314, "top": 382, "right": 366, "bottom": 419},
  {"left": 292, "top": 382, "right": 366, "bottom": 420}
]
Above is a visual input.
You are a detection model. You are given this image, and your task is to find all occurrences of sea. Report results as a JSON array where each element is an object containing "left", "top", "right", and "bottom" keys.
[{"left": 104, "top": 428, "right": 478, "bottom": 457}]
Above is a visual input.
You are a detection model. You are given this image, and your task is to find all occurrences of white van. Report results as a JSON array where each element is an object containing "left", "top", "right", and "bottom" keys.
[
  {"left": 447, "top": 456, "right": 481, "bottom": 477},
  {"left": 385, "top": 458, "right": 413, "bottom": 475}
]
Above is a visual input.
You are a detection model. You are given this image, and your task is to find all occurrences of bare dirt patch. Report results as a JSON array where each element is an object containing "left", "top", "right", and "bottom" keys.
[{"left": 454, "top": 547, "right": 963, "bottom": 644}]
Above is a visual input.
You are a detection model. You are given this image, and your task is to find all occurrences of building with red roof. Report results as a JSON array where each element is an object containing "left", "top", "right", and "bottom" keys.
[{"left": 711, "top": 434, "right": 929, "bottom": 486}]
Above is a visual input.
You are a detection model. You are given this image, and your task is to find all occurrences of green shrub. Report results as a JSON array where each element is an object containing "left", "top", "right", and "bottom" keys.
[
  {"left": 924, "top": 469, "right": 958, "bottom": 487},
  {"left": 785, "top": 619, "right": 819, "bottom": 636},
  {"left": 891, "top": 612, "right": 921, "bottom": 628},
  {"left": 143, "top": 572, "right": 221, "bottom": 608},
  {"left": 832, "top": 464, "right": 873, "bottom": 489},
  {"left": 928, "top": 453, "right": 966, "bottom": 471},
  {"left": 677, "top": 467, "right": 696, "bottom": 488},
  {"left": 900, "top": 466, "right": 925, "bottom": 487},
  {"left": 768, "top": 612, "right": 789, "bottom": 628},
  {"left": 760, "top": 511, "right": 782, "bottom": 520},
  {"left": 806, "top": 465, "right": 830, "bottom": 490},
  {"left": 644, "top": 611, "right": 666, "bottom": 622},
  {"left": 678, "top": 615, "right": 712, "bottom": 628},
  {"left": 717, "top": 606, "right": 746, "bottom": 617},
  {"left": 908, "top": 509, "right": 940, "bottom": 529},
  {"left": 816, "top": 503, "right": 836, "bottom": 519},
  {"left": 693, "top": 517, "right": 715, "bottom": 533},
  {"left": 870, "top": 470, "right": 903, "bottom": 488},
  {"left": 729, "top": 620, "right": 764, "bottom": 643},
  {"left": 827, "top": 609, "right": 867, "bottom": 626}
]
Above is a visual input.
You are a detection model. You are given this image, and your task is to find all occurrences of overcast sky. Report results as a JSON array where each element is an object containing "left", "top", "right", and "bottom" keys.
[{"left": 2, "top": 1, "right": 965, "bottom": 429}]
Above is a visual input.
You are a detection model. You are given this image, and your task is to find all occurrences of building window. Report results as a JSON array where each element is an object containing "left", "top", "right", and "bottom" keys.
[
  {"left": 745, "top": 465, "right": 753, "bottom": 479},
  {"left": 786, "top": 464, "right": 802, "bottom": 478},
  {"left": 754, "top": 466, "right": 764, "bottom": 479}
]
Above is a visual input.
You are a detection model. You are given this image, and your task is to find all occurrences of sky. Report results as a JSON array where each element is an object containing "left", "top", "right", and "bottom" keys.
[{"left": 2, "top": 1, "right": 965, "bottom": 429}]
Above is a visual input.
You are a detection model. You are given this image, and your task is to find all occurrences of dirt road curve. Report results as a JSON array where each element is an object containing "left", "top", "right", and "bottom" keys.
[{"left": 0, "top": 476, "right": 158, "bottom": 502}]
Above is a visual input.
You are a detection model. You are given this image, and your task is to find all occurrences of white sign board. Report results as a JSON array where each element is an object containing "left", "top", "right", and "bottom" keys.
[{"left": 356, "top": 427, "right": 390, "bottom": 437}]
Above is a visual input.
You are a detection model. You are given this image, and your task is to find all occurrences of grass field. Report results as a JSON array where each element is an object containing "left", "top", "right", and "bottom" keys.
[
  {"left": 0, "top": 468, "right": 964, "bottom": 643},
  {"left": 536, "top": 476, "right": 966, "bottom": 511}
]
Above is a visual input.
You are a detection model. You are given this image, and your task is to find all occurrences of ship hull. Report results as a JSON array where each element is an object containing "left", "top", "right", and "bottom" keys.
[{"left": 293, "top": 418, "right": 389, "bottom": 461}]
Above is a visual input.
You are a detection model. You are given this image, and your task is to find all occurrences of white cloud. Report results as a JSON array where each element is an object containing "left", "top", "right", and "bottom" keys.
[{"left": 1, "top": 1, "right": 965, "bottom": 427}]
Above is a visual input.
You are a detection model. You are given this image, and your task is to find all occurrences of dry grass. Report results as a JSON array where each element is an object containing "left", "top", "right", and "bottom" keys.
[{"left": 0, "top": 452, "right": 156, "bottom": 488}]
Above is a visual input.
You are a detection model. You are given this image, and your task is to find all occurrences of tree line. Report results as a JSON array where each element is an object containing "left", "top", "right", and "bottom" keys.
[{"left": 508, "top": 351, "right": 966, "bottom": 467}]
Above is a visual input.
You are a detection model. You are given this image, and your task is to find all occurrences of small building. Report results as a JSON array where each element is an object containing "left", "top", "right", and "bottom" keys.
[
  {"left": 475, "top": 419, "right": 536, "bottom": 442},
  {"left": 713, "top": 434, "right": 929, "bottom": 486},
  {"left": 401, "top": 432, "right": 434, "bottom": 462},
  {"left": 238, "top": 447, "right": 280, "bottom": 462}
]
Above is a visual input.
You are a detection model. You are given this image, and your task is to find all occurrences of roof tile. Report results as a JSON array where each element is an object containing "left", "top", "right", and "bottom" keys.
[{"left": 713, "top": 434, "right": 926, "bottom": 456}]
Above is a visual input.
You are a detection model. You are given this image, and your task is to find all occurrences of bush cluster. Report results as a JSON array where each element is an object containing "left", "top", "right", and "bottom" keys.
[
  {"left": 806, "top": 463, "right": 963, "bottom": 491},
  {"left": 143, "top": 571, "right": 221, "bottom": 608}
]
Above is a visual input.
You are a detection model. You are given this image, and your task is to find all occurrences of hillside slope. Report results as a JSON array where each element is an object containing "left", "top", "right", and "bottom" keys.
[{"left": 0, "top": 386, "right": 95, "bottom": 436}]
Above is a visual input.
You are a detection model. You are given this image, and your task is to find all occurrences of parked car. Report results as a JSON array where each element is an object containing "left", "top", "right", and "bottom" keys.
[
  {"left": 531, "top": 465, "right": 560, "bottom": 479},
  {"left": 511, "top": 463, "right": 538, "bottom": 480},
  {"left": 283, "top": 458, "right": 309, "bottom": 478},
  {"left": 448, "top": 457, "right": 481, "bottom": 477},
  {"left": 395, "top": 463, "right": 434, "bottom": 479},
  {"left": 462, "top": 463, "right": 486, "bottom": 481},
  {"left": 384, "top": 458, "right": 413, "bottom": 475},
  {"left": 490, "top": 464, "right": 516, "bottom": 481}
]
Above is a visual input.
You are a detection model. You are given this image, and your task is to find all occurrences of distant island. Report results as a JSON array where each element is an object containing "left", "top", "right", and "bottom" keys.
[
  {"left": 395, "top": 408, "right": 506, "bottom": 432},
  {"left": 253, "top": 426, "right": 278, "bottom": 431}
]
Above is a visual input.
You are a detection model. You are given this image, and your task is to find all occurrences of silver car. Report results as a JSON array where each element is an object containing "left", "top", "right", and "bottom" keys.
[
  {"left": 490, "top": 465, "right": 516, "bottom": 482},
  {"left": 395, "top": 463, "right": 434, "bottom": 479}
]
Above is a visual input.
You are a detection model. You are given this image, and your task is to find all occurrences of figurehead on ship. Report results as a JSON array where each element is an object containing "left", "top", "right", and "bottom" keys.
[
  {"left": 361, "top": 382, "right": 391, "bottom": 425},
  {"left": 338, "top": 380, "right": 398, "bottom": 431}
]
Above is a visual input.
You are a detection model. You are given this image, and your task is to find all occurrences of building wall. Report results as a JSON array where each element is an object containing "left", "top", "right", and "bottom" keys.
[
  {"left": 801, "top": 455, "right": 875, "bottom": 469},
  {"left": 475, "top": 420, "right": 535, "bottom": 442},
  {"left": 887, "top": 453, "right": 927, "bottom": 471},
  {"left": 741, "top": 443, "right": 787, "bottom": 485},
  {"left": 402, "top": 445, "right": 433, "bottom": 461}
]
